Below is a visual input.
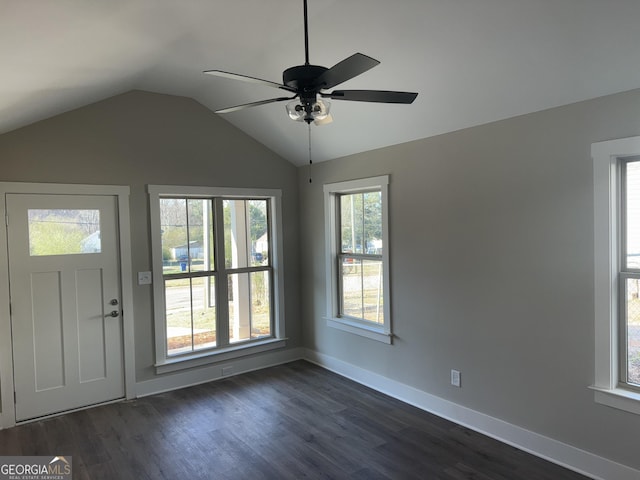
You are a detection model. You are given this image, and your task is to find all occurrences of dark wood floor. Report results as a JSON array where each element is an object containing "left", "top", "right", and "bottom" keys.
[{"left": 0, "top": 360, "right": 588, "bottom": 480}]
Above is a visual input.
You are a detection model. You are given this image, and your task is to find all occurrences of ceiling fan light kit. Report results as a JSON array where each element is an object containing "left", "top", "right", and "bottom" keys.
[
  {"left": 286, "top": 97, "right": 331, "bottom": 125},
  {"left": 203, "top": 0, "right": 418, "bottom": 125}
]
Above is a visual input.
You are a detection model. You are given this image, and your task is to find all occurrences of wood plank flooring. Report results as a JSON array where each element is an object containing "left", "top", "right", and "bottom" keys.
[{"left": 0, "top": 360, "right": 589, "bottom": 479}]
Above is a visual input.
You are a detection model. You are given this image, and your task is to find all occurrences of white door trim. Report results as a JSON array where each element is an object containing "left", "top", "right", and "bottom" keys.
[{"left": 0, "top": 182, "right": 136, "bottom": 429}]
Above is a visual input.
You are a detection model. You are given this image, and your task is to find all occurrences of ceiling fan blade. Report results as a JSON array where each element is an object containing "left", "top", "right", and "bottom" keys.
[
  {"left": 314, "top": 53, "right": 380, "bottom": 90},
  {"left": 203, "top": 70, "right": 297, "bottom": 93},
  {"left": 325, "top": 90, "right": 418, "bottom": 104},
  {"left": 215, "top": 96, "right": 297, "bottom": 114}
]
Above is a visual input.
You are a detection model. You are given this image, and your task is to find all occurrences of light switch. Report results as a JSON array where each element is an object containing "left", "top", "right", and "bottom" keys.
[{"left": 138, "top": 271, "right": 152, "bottom": 285}]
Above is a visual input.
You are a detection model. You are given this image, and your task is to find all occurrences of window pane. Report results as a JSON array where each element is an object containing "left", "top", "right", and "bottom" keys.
[
  {"left": 224, "top": 199, "right": 269, "bottom": 269},
  {"left": 224, "top": 200, "right": 248, "bottom": 269},
  {"left": 340, "top": 194, "right": 363, "bottom": 254},
  {"left": 186, "top": 199, "right": 213, "bottom": 272},
  {"left": 363, "top": 191, "right": 383, "bottom": 255},
  {"left": 165, "top": 277, "right": 192, "bottom": 355},
  {"left": 160, "top": 199, "right": 188, "bottom": 274},
  {"left": 341, "top": 257, "right": 363, "bottom": 318},
  {"left": 249, "top": 200, "right": 269, "bottom": 266},
  {"left": 28, "top": 209, "right": 100, "bottom": 256},
  {"left": 627, "top": 161, "right": 640, "bottom": 269},
  {"left": 229, "top": 272, "right": 251, "bottom": 343},
  {"left": 626, "top": 278, "right": 640, "bottom": 386},
  {"left": 228, "top": 271, "right": 272, "bottom": 343},
  {"left": 362, "top": 259, "right": 384, "bottom": 325},
  {"left": 160, "top": 198, "right": 214, "bottom": 274},
  {"left": 250, "top": 270, "right": 271, "bottom": 339},
  {"left": 192, "top": 276, "right": 217, "bottom": 351},
  {"left": 341, "top": 256, "right": 384, "bottom": 324},
  {"left": 165, "top": 276, "right": 217, "bottom": 356},
  {"left": 340, "top": 191, "right": 382, "bottom": 255}
]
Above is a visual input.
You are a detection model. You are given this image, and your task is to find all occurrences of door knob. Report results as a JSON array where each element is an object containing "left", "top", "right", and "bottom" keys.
[{"left": 107, "top": 310, "right": 120, "bottom": 318}]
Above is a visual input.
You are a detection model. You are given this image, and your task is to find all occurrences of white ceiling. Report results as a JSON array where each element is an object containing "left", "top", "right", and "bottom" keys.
[{"left": 3, "top": 0, "right": 640, "bottom": 165}]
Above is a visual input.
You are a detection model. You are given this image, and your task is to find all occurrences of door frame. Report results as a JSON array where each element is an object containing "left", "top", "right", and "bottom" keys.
[{"left": 0, "top": 182, "right": 136, "bottom": 428}]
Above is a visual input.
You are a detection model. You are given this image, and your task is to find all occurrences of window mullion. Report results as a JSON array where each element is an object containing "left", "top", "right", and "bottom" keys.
[
  {"left": 360, "top": 259, "right": 365, "bottom": 319},
  {"left": 336, "top": 194, "right": 343, "bottom": 318},
  {"left": 185, "top": 201, "right": 195, "bottom": 350},
  {"left": 619, "top": 161, "right": 630, "bottom": 388},
  {"left": 225, "top": 266, "right": 269, "bottom": 275},
  {"left": 619, "top": 160, "right": 627, "bottom": 274},
  {"left": 619, "top": 271, "right": 640, "bottom": 279},
  {"left": 214, "top": 198, "right": 230, "bottom": 347}
]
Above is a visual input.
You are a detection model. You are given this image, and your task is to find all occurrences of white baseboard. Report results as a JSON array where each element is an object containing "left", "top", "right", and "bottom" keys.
[
  {"left": 303, "top": 348, "right": 639, "bottom": 480},
  {"left": 6, "top": 345, "right": 638, "bottom": 480},
  {"left": 135, "top": 347, "right": 305, "bottom": 398}
]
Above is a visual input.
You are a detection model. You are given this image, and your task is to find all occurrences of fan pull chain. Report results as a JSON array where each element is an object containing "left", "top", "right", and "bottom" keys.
[{"left": 308, "top": 123, "right": 313, "bottom": 183}]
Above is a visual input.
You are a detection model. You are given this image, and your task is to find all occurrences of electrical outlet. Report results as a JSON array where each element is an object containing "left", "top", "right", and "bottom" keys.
[{"left": 451, "top": 369, "right": 461, "bottom": 387}]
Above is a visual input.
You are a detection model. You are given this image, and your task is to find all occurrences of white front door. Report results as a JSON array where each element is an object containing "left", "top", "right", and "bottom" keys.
[{"left": 6, "top": 193, "right": 124, "bottom": 421}]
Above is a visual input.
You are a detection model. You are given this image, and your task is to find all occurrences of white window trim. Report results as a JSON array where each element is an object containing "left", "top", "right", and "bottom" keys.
[
  {"left": 592, "top": 136, "right": 640, "bottom": 414},
  {"left": 323, "top": 175, "right": 392, "bottom": 344},
  {"left": 148, "top": 185, "right": 287, "bottom": 373}
]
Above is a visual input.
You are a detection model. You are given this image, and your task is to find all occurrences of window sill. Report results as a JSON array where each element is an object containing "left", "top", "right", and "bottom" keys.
[
  {"left": 589, "top": 385, "right": 640, "bottom": 415},
  {"left": 154, "top": 338, "right": 287, "bottom": 374},
  {"left": 325, "top": 317, "right": 392, "bottom": 344}
]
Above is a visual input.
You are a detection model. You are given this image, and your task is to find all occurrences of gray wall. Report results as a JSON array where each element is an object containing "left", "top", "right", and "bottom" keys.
[
  {"left": 0, "top": 90, "right": 301, "bottom": 385},
  {"left": 298, "top": 88, "right": 640, "bottom": 469},
  {"left": 3, "top": 85, "right": 640, "bottom": 469}
]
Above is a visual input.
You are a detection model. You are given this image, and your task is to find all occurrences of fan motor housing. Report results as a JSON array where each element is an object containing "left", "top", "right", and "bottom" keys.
[{"left": 283, "top": 65, "right": 328, "bottom": 93}]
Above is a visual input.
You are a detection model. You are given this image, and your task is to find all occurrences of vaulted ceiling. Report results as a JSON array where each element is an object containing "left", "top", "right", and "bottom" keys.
[{"left": 3, "top": 0, "right": 640, "bottom": 165}]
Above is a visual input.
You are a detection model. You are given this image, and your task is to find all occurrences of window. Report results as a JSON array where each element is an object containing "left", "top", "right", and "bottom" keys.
[
  {"left": 28, "top": 209, "right": 101, "bottom": 255},
  {"left": 620, "top": 160, "right": 640, "bottom": 388},
  {"left": 149, "top": 186, "right": 286, "bottom": 372},
  {"left": 323, "top": 176, "right": 391, "bottom": 344},
  {"left": 592, "top": 136, "right": 640, "bottom": 414}
]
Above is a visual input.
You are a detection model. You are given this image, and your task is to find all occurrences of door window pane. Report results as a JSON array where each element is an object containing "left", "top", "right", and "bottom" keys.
[{"left": 28, "top": 209, "right": 101, "bottom": 256}]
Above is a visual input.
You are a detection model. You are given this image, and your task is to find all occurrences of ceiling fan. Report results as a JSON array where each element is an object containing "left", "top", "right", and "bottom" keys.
[{"left": 203, "top": 0, "right": 418, "bottom": 125}]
